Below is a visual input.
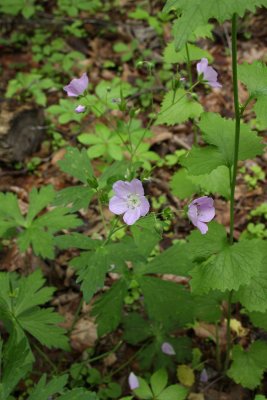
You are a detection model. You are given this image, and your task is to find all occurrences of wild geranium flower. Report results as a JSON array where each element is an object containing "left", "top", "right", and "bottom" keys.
[
  {"left": 188, "top": 196, "right": 215, "bottom": 235},
  {"left": 161, "top": 342, "right": 176, "bottom": 355},
  {"left": 64, "top": 72, "right": 88, "bottom": 97},
  {"left": 109, "top": 179, "right": 149, "bottom": 225},
  {"left": 128, "top": 372, "right": 139, "bottom": 390},
  {"left": 75, "top": 105, "right": 86, "bottom": 113},
  {"left": 197, "top": 58, "right": 222, "bottom": 88}
]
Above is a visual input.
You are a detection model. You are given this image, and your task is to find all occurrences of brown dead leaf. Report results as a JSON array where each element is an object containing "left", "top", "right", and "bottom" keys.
[
  {"left": 70, "top": 317, "right": 98, "bottom": 352},
  {"left": 194, "top": 322, "right": 227, "bottom": 349},
  {"left": 188, "top": 394, "right": 205, "bottom": 400}
]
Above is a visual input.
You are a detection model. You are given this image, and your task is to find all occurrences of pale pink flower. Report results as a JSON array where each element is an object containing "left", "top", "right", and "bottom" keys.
[
  {"left": 109, "top": 179, "right": 149, "bottom": 225},
  {"left": 197, "top": 58, "right": 222, "bottom": 88},
  {"left": 161, "top": 342, "right": 176, "bottom": 355},
  {"left": 128, "top": 372, "right": 139, "bottom": 390},
  {"left": 188, "top": 196, "right": 215, "bottom": 234},
  {"left": 75, "top": 105, "right": 86, "bottom": 113},
  {"left": 64, "top": 73, "right": 88, "bottom": 97}
]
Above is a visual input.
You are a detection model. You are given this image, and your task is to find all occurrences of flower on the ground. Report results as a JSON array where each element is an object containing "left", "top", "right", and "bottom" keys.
[
  {"left": 64, "top": 72, "right": 88, "bottom": 97},
  {"left": 109, "top": 179, "right": 149, "bottom": 225},
  {"left": 161, "top": 342, "right": 176, "bottom": 355},
  {"left": 75, "top": 105, "right": 86, "bottom": 113},
  {"left": 196, "top": 58, "right": 222, "bottom": 88},
  {"left": 200, "top": 368, "right": 208, "bottom": 383},
  {"left": 188, "top": 196, "right": 215, "bottom": 235},
  {"left": 128, "top": 372, "right": 139, "bottom": 390}
]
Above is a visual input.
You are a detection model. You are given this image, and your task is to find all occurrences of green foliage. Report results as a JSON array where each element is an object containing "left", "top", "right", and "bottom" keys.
[
  {"left": 78, "top": 124, "right": 123, "bottom": 161},
  {"left": 0, "top": 335, "right": 33, "bottom": 400},
  {"left": 133, "top": 369, "right": 188, "bottom": 400},
  {"left": 163, "top": 0, "right": 267, "bottom": 50},
  {"left": 164, "top": 42, "right": 212, "bottom": 64},
  {"left": 0, "top": 270, "right": 68, "bottom": 350},
  {"left": 0, "top": 0, "right": 39, "bottom": 18},
  {"left": 92, "top": 279, "right": 128, "bottom": 336},
  {"left": 0, "top": 186, "right": 81, "bottom": 259},
  {"left": 47, "top": 99, "right": 85, "bottom": 124},
  {"left": 228, "top": 341, "right": 267, "bottom": 389},
  {"left": 239, "top": 61, "right": 267, "bottom": 127},
  {"left": 5, "top": 72, "right": 54, "bottom": 105},
  {"left": 156, "top": 89, "right": 203, "bottom": 126},
  {"left": 57, "top": 0, "right": 101, "bottom": 17}
]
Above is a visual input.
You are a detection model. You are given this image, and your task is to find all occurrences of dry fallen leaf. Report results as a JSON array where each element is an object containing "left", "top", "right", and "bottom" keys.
[{"left": 70, "top": 317, "right": 98, "bottom": 352}]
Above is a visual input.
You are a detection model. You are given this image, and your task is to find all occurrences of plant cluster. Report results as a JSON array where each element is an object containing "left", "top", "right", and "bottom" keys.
[{"left": 0, "top": 0, "right": 267, "bottom": 398}]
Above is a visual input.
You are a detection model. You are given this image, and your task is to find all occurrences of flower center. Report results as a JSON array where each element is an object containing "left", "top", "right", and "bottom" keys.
[{"left": 127, "top": 194, "right": 141, "bottom": 209}]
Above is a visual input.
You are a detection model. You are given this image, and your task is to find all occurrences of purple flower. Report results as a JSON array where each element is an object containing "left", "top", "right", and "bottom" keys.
[
  {"left": 196, "top": 58, "right": 222, "bottom": 88},
  {"left": 188, "top": 196, "right": 215, "bottom": 235},
  {"left": 161, "top": 342, "right": 176, "bottom": 355},
  {"left": 109, "top": 179, "right": 149, "bottom": 225},
  {"left": 128, "top": 372, "right": 139, "bottom": 390},
  {"left": 200, "top": 368, "right": 208, "bottom": 383},
  {"left": 64, "top": 72, "right": 89, "bottom": 97},
  {"left": 75, "top": 105, "right": 86, "bottom": 113}
]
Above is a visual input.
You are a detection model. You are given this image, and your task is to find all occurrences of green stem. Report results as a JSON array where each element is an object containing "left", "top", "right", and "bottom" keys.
[
  {"left": 185, "top": 43, "right": 193, "bottom": 86},
  {"left": 225, "top": 13, "right": 239, "bottom": 372},
  {"left": 33, "top": 343, "right": 58, "bottom": 374},
  {"left": 97, "top": 193, "right": 108, "bottom": 237},
  {"left": 229, "top": 13, "right": 240, "bottom": 246},
  {"left": 215, "top": 322, "right": 221, "bottom": 371}
]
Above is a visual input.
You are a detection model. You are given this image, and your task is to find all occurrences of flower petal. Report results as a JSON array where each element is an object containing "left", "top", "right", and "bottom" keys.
[
  {"left": 198, "top": 205, "right": 215, "bottom": 222},
  {"left": 188, "top": 204, "right": 198, "bottom": 226},
  {"left": 192, "top": 196, "right": 213, "bottom": 207},
  {"left": 64, "top": 73, "right": 88, "bottom": 97},
  {"left": 123, "top": 208, "right": 141, "bottom": 225},
  {"left": 109, "top": 196, "right": 128, "bottom": 215},
  {"left": 161, "top": 342, "right": 176, "bottom": 355},
  {"left": 113, "top": 180, "right": 131, "bottom": 199},
  {"left": 196, "top": 221, "right": 209, "bottom": 235},
  {"left": 128, "top": 372, "right": 139, "bottom": 390},
  {"left": 139, "top": 196, "right": 150, "bottom": 216},
  {"left": 197, "top": 58, "right": 208, "bottom": 75},
  {"left": 75, "top": 105, "right": 86, "bottom": 113},
  {"left": 129, "top": 179, "right": 144, "bottom": 196}
]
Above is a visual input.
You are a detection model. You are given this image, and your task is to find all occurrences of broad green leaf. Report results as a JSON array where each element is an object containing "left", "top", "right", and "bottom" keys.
[
  {"left": 235, "top": 243, "right": 267, "bottom": 312},
  {"left": 170, "top": 169, "right": 198, "bottom": 200},
  {"left": 92, "top": 279, "right": 128, "bottom": 336},
  {"left": 156, "top": 89, "right": 203, "bottom": 126},
  {"left": 171, "top": 167, "right": 230, "bottom": 200},
  {"left": 0, "top": 192, "right": 24, "bottom": 228},
  {"left": 146, "top": 242, "right": 193, "bottom": 276},
  {"left": 0, "top": 334, "right": 33, "bottom": 400},
  {"left": 180, "top": 146, "right": 225, "bottom": 175},
  {"left": 123, "top": 313, "right": 152, "bottom": 345},
  {"left": 58, "top": 147, "right": 93, "bottom": 184},
  {"left": 53, "top": 186, "right": 94, "bottom": 212},
  {"left": 18, "top": 208, "right": 82, "bottom": 259},
  {"left": 131, "top": 215, "right": 161, "bottom": 258},
  {"left": 150, "top": 369, "right": 168, "bottom": 396},
  {"left": 158, "top": 384, "right": 188, "bottom": 400},
  {"left": 133, "top": 377, "right": 153, "bottom": 399},
  {"left": 187, "top": 222, "right": 228, "bottom": 260},
  {"left": 70, "top": 247, "right": 109, "bottom": 302},
  {"left": 163, "top": 0, "right": 267, "bottom": 50},
  {"left": 54, "top": 234, "right": 101, "bottom": 250},
  {"left": 228, "top": 341, "right": 267, "bottom": 389},
  {"left": 28, "top": 374, "right": 68, "bottom": 400},
  {"left": 164, "top": 42, "right": 212, "bottom": 64},
  {"left": 239, "top": 61, "right": 267, "bottom": 127},
  {"left": 59, "top": 390, "right": 98, "bottom": 400},
  {"left": 192, "top": 292, "right": 223, "bottom": 323},
  {"left": 190, "top": 240, "right": 263, "bottom": 293},
  {"left": 199, "top": 113, "right": 264, "bottom": 165},
  {"left": 248, "top": 311, "right": 267, "bottom": 331},
  {"left": 26, "top": 186, "right": 55, "bottom": 224},
  {"left": 139, "top": 276, "right": 194, "bottom": 327},
  {"left": 18, "top": 308, "right": 69, "bottom": 350}
]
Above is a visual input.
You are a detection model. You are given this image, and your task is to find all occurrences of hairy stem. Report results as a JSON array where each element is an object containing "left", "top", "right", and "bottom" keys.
[{"left": 225, "top": 12, "right": 239, "bottom": 372}]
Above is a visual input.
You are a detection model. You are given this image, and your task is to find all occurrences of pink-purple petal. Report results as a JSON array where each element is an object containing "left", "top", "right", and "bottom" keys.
[
  {"left": 139, "top": 196, "right": 150, "bottom": 216},
  {"left": 129, "top": 179, "right": 145, "bottom": 196},
  {"left": 113, "top": 180, "right": 131, "bottom": 198},
  {"left": 188, "top": 204, "right": 198, "bottom": 226},
  {"left": 196, "top": 221, "right": 209, "bottom": 235},
  {"left": 197, "top": 58, "right": 208, "bottom": 75},
  {"left": 109, "top": 196, "right": 128, "bottom": 215},
  {"left": 123, "top": 208, "right": 141, "bottom": 225},
  {"left": 64, "top": 73, "right": 88, "bottom": 97},
  {"left": 198, "top": 206, "right": 215, "bottom": 222},
  {"left": 161, "top": 342, "right": 176, "bottom": 355},
  {"left": 128, "top": 372, "right": 139, "bottom": 390},
  {"left": 75, "top": 105, "right": 86, "bottom": 113}
]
